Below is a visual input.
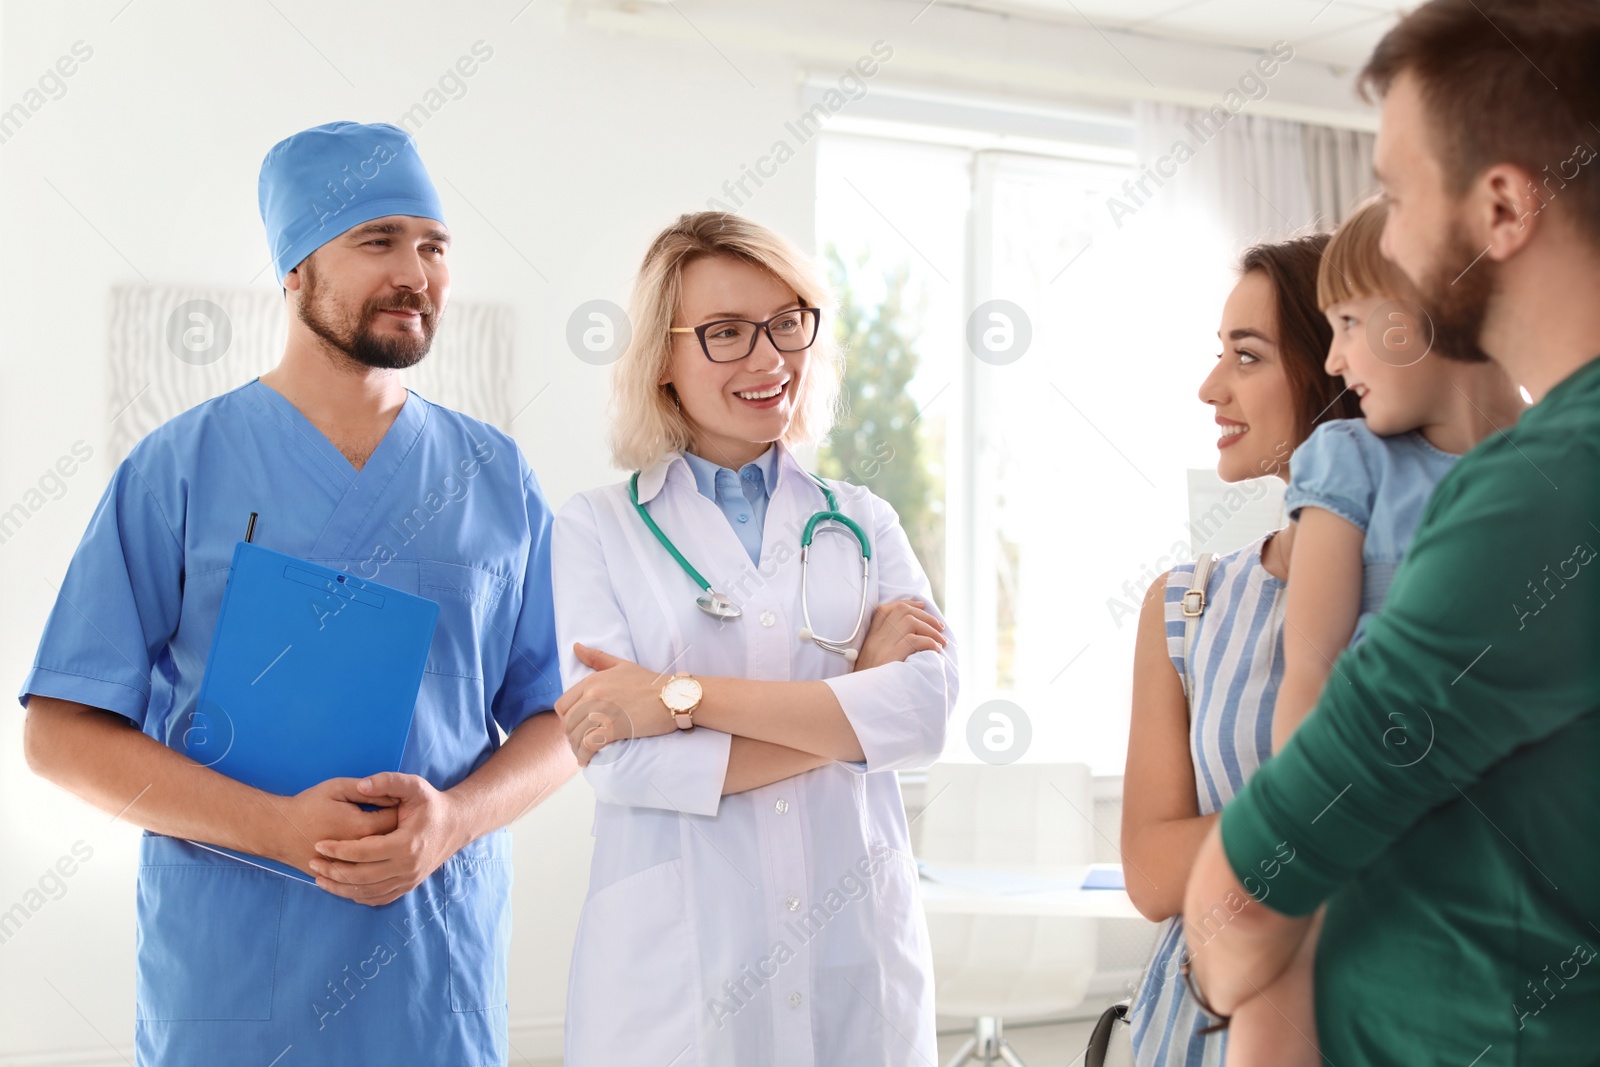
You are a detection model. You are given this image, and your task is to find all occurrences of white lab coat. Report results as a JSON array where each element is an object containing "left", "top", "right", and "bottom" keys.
[{"left": 552, "top": 444, "right": 959, "bottom": 1067}]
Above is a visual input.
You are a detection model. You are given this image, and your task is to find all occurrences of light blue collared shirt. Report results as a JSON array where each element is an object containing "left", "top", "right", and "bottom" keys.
[{"left": 681, "top": 446, "right": 777, "bottom": 566}]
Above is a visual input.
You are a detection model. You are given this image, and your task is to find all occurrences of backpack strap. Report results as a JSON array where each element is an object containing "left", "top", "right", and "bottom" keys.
[{"left": 1180, "top": 553, "right": 1216, "bottom": 700}]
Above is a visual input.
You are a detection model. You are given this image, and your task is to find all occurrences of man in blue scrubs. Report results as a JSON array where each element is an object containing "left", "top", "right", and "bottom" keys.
[{"left": 19, "top": 121, "right": 575, "bottom": 1065}]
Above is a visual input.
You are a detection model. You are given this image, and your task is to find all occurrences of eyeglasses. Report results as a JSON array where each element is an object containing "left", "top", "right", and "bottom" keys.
[{"left": 669, "top": 307, "right": 822, "bottom": 363}]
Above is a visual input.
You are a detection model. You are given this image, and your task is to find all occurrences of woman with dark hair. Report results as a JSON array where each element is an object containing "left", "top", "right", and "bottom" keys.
[{"left": 1119, "top": 233, "right": 1360, "bottom": 1067}]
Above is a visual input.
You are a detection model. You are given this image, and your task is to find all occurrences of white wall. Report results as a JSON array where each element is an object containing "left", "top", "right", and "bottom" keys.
[{"left": 0, "top": 1, "right": 1372, "bottom": 1061}]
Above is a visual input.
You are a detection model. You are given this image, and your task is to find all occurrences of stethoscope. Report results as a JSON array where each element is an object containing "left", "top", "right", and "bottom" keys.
[{"left": 628, "top": 468, "right": 873, "bottom": 660}]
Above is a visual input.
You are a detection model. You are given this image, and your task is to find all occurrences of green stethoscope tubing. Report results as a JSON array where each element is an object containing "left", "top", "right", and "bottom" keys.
[{"left": 628, "top": 469, "right": 873, "bottom": 655}]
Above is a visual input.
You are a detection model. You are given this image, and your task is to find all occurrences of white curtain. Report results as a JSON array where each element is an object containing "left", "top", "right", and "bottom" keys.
[
  {"left": 1302, "top": 122, "right": 1378, "bottom": 227},
  {"left": 1131, "top": 100, "right": 1377, "bottom": 243},
  {"left": 1131, "top": 100, "right": 1319, "bottom": 255}
]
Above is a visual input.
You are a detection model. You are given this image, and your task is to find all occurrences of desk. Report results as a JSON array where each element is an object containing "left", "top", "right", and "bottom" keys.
[{"left": 918, "top": 864, "right": 1145, "bottom": 921}]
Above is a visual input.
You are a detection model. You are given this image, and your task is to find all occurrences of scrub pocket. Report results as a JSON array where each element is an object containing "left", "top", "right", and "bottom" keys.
[
  {"left": 444, "top": 835, "right": 512, "bottom": 1012},
  {"left": 135, "top": 840, "right": 285, "bottom": 1021},
  {"left": 420, "top": 561, "right": 508, "bottom": 680}
]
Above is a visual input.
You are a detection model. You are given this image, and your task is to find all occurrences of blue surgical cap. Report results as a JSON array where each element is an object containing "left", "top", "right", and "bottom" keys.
[{"left": 258, "top": 121, "right": 447, "bottom": 285}]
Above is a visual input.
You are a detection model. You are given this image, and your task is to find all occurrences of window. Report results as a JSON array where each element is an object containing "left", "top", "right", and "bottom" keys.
[
  {"left": 818, "top": 118, "right": 1237, "bottom": 774},
  {"left": 815, "top": 135, "right": 970, "bottom": 612}
]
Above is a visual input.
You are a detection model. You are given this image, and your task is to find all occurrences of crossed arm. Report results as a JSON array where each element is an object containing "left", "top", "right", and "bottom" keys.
[
  {"left": 556, "top": 597, "right": 949, "bottom": 795},
  {"left": 550, "top": 490, "right": 955, "bottom": 800}
]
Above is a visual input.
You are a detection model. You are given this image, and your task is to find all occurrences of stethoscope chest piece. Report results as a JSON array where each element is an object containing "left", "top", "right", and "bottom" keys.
[{"left": 696, "top": 590, "right": 742, "bottom": 620}]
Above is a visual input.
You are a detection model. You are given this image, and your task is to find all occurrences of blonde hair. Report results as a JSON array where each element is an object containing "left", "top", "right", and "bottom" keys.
[
  {"left": 609, "top": 212, "right": 843, "bottom": 471},
  {"left": 1316, "top": 196, "right": 1419, "bottom": 309}
]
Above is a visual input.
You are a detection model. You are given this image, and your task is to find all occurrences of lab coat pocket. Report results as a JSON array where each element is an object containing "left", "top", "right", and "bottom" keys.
[
  {"left": 444, "top": 837, "right": 512, "bottom": 1012},
  {"left": 866, "top": 842, "right": 935, "bottom": 1042},
  {"left": 420, "top": 561, "right": 509, "bottom": 680},
  {"left": 135, "top": 858, "right": 285, "bottom": 1021},
  {"left": 566, "top": 858, "right": 699, "bottom": 1065}
]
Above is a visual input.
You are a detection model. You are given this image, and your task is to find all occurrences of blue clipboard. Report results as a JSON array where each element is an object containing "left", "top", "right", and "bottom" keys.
[{"left": 182, "top": 541, "right": 439, "bottom": 881}]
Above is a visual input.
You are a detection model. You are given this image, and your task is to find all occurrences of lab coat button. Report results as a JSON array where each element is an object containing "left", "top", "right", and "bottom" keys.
[
  {"left": 785, "top": 896, "right": 800, "bottom": 911},
  {"left": 774, "top": 799, "right": 789, "bottom": 814},
  {"left": 788, "top": 992, "right": 803, "bottom": 1008},
  {"left": 760, "top": 611, "right": 775, "bottom": 627}
]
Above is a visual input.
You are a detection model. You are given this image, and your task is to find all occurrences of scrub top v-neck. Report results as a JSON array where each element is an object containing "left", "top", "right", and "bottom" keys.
[{"left": 246, "top": 378, "right": 429, "bottom": 557}]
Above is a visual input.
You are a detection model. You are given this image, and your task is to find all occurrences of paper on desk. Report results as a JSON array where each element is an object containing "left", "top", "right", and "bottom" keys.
[
  {"left": 1080, "top": 863, "right": 1126, "bottom": 890},
  {"left": 916, "top": 861, "right": 1127, "bottom": 894},
  {"left": 916, "top": 862, "right": 1083, "bottom": 896}
]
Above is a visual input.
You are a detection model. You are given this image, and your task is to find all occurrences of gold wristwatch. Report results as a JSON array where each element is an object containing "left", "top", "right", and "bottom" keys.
[{"left": 660, "top": 672, "right": 702, "bottom": 731}]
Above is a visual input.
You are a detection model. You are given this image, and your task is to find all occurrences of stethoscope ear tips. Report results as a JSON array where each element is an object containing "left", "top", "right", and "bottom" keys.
[
  {"left": 797, "top": 627, "right": 812, "bottom": 642},
  {"left": 842, "top": 647, "right": 858, "bottom": 663}
]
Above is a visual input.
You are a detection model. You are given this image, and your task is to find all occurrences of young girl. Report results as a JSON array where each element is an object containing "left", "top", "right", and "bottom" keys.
[
  {"left": 549, "top": 211, "right": 958, "bottom": 1066},
  {"left": 1123, "top": 233, "right": 1363, "bottom": 1067},
  {"left": 1220, "top": 197, "right": 1525, "bottom": 1066}
]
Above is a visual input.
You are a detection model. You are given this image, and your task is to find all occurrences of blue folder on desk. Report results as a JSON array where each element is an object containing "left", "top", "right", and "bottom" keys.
[{"left": 182, "top": 541, "right": 439, "bottom": 882}]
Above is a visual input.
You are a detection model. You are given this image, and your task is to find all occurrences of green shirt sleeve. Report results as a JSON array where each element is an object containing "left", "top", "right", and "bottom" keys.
[{"left": 1222, "top": 424, "right": 1600, "bottom": 917}]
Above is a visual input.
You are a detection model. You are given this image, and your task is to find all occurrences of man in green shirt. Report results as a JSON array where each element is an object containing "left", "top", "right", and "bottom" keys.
[{"left": 1184, "top": 1, "right": 1600, "bottom": 1063}]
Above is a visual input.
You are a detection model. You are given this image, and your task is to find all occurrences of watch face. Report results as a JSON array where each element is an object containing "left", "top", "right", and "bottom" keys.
[{"left": 663, "top": 677, "right": 701, "bottom": 712}]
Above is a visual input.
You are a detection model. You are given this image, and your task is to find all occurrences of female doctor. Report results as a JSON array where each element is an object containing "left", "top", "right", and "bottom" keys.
[{"left": 551, "top": 211, "right": 959, "bottom": 1066}]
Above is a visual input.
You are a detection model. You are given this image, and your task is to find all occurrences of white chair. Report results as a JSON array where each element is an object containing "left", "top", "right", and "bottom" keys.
[{"left": 917, "top": 762, "right": 1098, "bottom": 1067}]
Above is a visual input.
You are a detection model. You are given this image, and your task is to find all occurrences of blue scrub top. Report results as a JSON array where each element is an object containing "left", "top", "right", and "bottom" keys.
[{"left": 19, "top": 379, "right": 563, "bottom": 1066}]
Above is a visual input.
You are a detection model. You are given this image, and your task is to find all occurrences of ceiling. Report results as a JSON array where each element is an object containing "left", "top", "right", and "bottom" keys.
[{"left": 950, "top": 0, "right": 1405, "bottom": 70}]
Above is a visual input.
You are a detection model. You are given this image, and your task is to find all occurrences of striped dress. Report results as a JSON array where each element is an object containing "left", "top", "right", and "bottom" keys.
[{"left": 1127, "top": 533, "right": 1287, "bottom": 1067}]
